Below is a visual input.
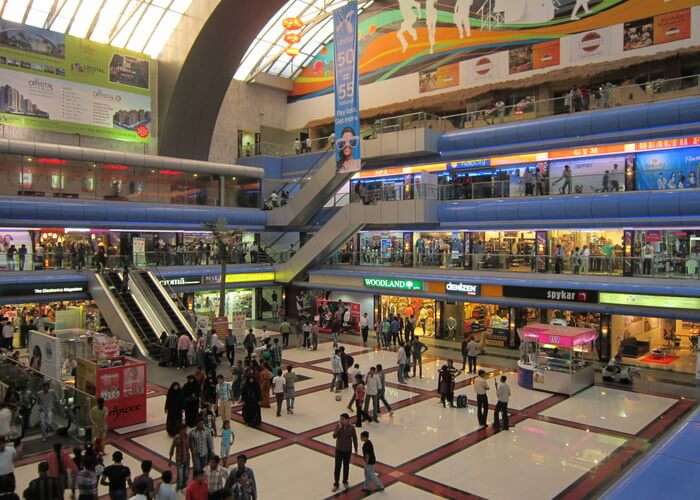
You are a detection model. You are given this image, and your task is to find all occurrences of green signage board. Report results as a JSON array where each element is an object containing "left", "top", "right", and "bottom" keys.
[
  {"left": 0, "top": 19, "right": 152, "bottom": 143},
  {"left": 599, "top": 292, "right": 700, "bottom": 310},
  {"left": 363, "top": 276, "right": 424, "bottom": 291}
]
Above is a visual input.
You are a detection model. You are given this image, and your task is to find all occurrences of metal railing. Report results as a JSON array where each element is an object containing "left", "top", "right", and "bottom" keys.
[
  {"left": 326, "top": 251, "right": 700, "bottom": 280},
  {"left": 0, "top": 249, "right": 276, "bottom": 272}
]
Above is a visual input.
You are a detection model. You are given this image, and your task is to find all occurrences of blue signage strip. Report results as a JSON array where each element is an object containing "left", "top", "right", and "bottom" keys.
[{"left": 333, "top": 1, "right": 361, "bottom": 174}]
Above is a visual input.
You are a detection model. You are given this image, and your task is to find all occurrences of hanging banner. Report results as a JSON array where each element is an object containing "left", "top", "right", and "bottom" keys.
[{"left": 333, "top": 1, "right": 361, "bottom": 174}]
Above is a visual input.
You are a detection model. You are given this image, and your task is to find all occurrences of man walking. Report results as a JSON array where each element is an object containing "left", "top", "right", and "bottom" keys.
[
  {"left": 243, "top": 329, "right": 257, "bottom": 360},
  {"left": 376, "top": 365, "right": 392, "bottom": 414},
  {"left": 168, "top": 425, "right": 190, "bottom": 492},
  {"left": 189, "top": 419, "right": 213, "bottom": 473},
  {"left": 461, "top": 336, "right": 469, "bottom": 371},
  {"left": 216, "top": 375, "right": 232, "bottom": 422},
  {"left": 360, "top": 313, "right": 369, "bottom": 346},
  {"left": 332, "top": 413, "right": 358, "bottom": 492},
  {"left": 279, "top": 319, "right": 291, "bottom": 348},
  {"left": 360, "top": 431, "right": 384, "bottom": 494},
  {"left": 466, "top": 336, "right": 480, "bottom": 374},
  {"left": 364, "top": 367, "right": 380, "bottom": 423},
  {"left": 396, "top": 343, "right": 407, "bottom": 384},
  {"left": 225, "top": 329, "right": 237, "bottom": 367},
  {"left": 474, "top": 370, "right": 489, "bottom": 427},
  {"left": 37, "top": 382, "right": 56, "bottom": 441},
  {"left": 167, "top": 330, "right": 178, "bottom": 367},
  {"left": 101, "top": 451, "right": 132, "bottom": 500},
  {"left": 272, "top": 369, "right": 285, "bottom": 417},
  {"left": 494, "top": 375, "right": 511, "bottom": 431},
  {"left": 331, "top": 349, "right": 344, "bottom": 393},
  {"left": 411, "top": 337, "right": 428, "bottom": 378}
]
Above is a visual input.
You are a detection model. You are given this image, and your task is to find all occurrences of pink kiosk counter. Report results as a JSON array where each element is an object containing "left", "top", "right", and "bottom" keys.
[{"left": 517, "top": 323, "right": 597, "bottom": 395}]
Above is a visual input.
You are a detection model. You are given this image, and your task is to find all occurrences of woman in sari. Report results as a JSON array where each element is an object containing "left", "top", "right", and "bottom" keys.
[
  {"left": 164, "top": 382, "right": 185, "bottom": 436},
  {"left": 241, "top": 376, "right": 262, "bottom": 427},
  {"left": 182, "top": 375, "right": 201, "bottom": 427},
  {"left": 258, "top": 363, "right": 272, "bottom": 408}
]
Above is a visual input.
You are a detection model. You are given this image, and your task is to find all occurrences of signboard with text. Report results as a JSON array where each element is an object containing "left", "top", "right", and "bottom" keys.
[
  {"left": 445, "top": 282, "right": 480, "bottom": 296},
  {"left": 363, "top": 277, "right": 424, "bottom": 291},
  {"left": 333, "top": 1, "right": 361, "bottom": 174},
  {"left": 503, "top": 286, "right": 598, "bottom": 303}
]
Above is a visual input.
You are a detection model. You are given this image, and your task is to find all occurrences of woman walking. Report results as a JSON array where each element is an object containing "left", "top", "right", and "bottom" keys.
[
  {"left": 182, "top": 375, "right": 200, "bottom": 427},
  {"left": 258, "top": 362, "right": 273, "bottom": 409},
  {"left": 241, "top": 376, "right": 262, "bottom": 427},
  {"left": 165, "top": 382, "right": 185, "bottom": 437}
]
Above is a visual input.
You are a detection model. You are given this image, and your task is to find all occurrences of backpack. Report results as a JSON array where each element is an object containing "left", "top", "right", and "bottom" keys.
[{"left": 456, "top": 395, "right": 468, "bottom": 408}]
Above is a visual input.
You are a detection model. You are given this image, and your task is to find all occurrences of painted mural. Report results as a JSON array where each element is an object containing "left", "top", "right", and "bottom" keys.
[{"left": 291, "top": 0, "right": 699, "bottom": 100}]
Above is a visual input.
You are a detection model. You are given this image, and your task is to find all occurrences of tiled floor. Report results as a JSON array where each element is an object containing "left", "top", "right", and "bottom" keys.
[
  {"left": 419, "top": 419, "right": 626, "bottom": 500},
  {"left": 114, "top": 394, "right": 167, "bottom": 434},
  {"left": 11, "top": 343, "right": 692, "bottom": 500},
  {"left": 539, "top": 386, "right": 677, "bottom": 434}
]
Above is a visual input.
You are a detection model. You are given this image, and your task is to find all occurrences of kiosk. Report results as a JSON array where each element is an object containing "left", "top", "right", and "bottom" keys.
[{"left": 517, "top": 323, "right": 597, "bottom": 395}]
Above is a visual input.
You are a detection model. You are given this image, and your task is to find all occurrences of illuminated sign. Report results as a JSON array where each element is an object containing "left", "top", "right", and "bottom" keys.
[
  {"left": 363, "top": 277, "right": 424, "bottom": 291},
  {"left": 599, "top": 292, "right": 700, "bottom": 310},
  {"left": 503, "top": 286, "right": 598, "bottom": 303},
  {"left": 0, "top": 282, "right": 87, "bottom": 297},
  {"left": 33, "top": 286, "right": 84, "bottom": 294},
  {"left": 224, "top": 272, "right": 276, "bottom": 284},
  {"left": 445, "top": 282, "right": 480, "bottom": 296},
  {"left": 159, "top": 277, "right": 202, "bottom": 287}
]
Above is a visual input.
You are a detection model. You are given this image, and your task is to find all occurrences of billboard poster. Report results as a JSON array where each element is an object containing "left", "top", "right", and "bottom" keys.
[
  {"left": 0, "top": 19, "right": 151, "bottom": 143},
  {"left": 532, "top": 40, "right": 561, "bottom": 69},
  {"left": 333, "top": 1, "right": 361, "bottom": 174},
  {"left": 653, "top": 8, "right": 691, "bottom": 45},
  {"left": 509, "top": 46, "right": 533, "bottom": 74},
  {"left": 419, "top": 62, "right": 460, "bottom": 93},
  {"left": 635, "top": 147, "right": 700, "bottom": 190},
  {"left": 549, "top": 155, "right": 627, "bottom": 194}
]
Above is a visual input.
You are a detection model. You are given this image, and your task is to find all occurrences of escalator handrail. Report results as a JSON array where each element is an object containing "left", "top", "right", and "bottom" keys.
[
  {"left": 142, "top": 269, "right": 195, "bottom": 335},
  {"left": 272, "top": 151, "right": 333, "bottom": 200},
  {"left": 104, "top": 272, "right": 159, "bottom": 346}
]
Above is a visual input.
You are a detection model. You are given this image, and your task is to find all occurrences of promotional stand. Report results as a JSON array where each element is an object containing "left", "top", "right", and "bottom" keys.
[
  {"left": 517, "top": 323, "right": 597, "bottom": 395},
  {"left": 76, "top": 345, "right": 147, "bottom": 429}
]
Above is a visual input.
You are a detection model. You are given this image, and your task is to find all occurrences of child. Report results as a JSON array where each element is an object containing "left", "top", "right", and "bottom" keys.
[
  {"left": 360, "top": 431, "right": 384, "bottom": 494},
  {"left": 220, "top": 420, "right": 234, "bottom": 467},
  {"left": 200, "top": 402, "right": 217, "bottom": 437}
]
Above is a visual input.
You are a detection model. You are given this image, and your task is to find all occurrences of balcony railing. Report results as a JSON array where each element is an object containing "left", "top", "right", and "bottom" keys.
[{"left": 327, "top": 251, "right": 700, "bottom": 280}]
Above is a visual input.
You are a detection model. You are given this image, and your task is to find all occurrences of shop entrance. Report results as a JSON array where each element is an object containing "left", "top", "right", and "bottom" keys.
[{"left": 380, "top": 296, "right": 438, "bottom": 337}]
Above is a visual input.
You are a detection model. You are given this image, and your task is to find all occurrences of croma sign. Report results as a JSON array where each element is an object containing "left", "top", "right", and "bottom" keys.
[{"left": 363, "top": 277, "right": 424, "bottom": 291}]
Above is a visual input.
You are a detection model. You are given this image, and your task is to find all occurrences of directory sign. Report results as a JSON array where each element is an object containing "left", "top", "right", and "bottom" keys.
[{"left": 333, "top": 1, "right": 361, "bottom": 174}]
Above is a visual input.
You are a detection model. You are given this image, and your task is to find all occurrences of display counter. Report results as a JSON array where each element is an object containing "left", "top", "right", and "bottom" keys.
[{"left": 517, "top": 323, "right": 597, "bottom": 396}]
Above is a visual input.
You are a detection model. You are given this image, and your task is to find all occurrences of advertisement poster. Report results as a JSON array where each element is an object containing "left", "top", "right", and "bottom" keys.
[
  {"left": 122, "top": 365, "right": 145, "bottom": 397},
  {"left": 532, "top": 40, "right": 561, "bottom": 70},
  {"left": 0, "top": 19, "right": 151, "bottom": 143},
  {"left": 653, "top": 8, "right": 691, "bottom": 45},
  {"left": 509, "top": 46, "right": 533, "bottom": 74},
  {"left": 549, "top": 155, "right": 627, "bottom": 194},
  {"left": 333, "top": 1, "right": 361, "bottom": 174},
  {"left": 419, "top": 62, "right": 460, "bottom": 93},
  {"left": 635, "top": 148, "right": 700, "bottom": 190}
]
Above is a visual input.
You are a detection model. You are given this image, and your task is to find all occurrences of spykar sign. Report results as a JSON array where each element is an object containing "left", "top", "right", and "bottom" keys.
[
  {"left": 363, "top": 277, "right": 424, "bottom": 291},
  {"left": 445, "top": 282, "right": 480, "bottom": 296},
  {"left": 503, "top": 286, "right": 598, "bottom": 303}
]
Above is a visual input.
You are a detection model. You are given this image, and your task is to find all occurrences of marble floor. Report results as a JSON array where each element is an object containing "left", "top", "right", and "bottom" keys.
[{"left": 10, "top": 340, "right": 692, "bottom": 499}]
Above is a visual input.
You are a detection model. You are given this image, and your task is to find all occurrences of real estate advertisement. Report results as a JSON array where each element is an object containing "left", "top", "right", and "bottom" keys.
[{"left": 0, "top": 20, "right": 152, "bottom": 143}]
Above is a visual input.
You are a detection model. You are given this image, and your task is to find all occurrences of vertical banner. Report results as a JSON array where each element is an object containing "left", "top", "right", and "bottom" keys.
[{"left": 333, "top": 1, "right": 361, "bottom": 174}]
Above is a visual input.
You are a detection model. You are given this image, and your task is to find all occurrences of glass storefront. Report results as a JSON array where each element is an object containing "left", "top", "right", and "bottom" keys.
[
  {"left": 359, "top": 231, "right": 407, "bottom": 266},
  {"left": 194, "top": 289, "right": 255, "bottom": 322},
  {"left": 632, "top": 229, "right": 700, "bottom": 277},
  {"left": 611, "top": 315, "right": 698, "bottom": 374},
  {"left": 414, "top": 232, "right": 463, "bottom": 268},
  {"left": 550, "top": 230, "right": 623, "bottom": 274},
  {"left": 380, "top": 296, "right": 438, "bottom": 337}
]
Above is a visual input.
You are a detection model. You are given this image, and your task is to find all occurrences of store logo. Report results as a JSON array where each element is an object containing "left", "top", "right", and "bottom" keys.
[
  {"left": 160, "top": 277, "right": 202, "bottom": 287},
  {"left": 545, "top": 289, "right": 587, "bottom": 302},
  {"left": 475, "top": 57, "right": 492, "bottom": 76},
  {"left": 363, "top": 277, "right": 424, "bottom": 291},
  {"left": 445, "top": 282, "right": 480, "bottom": 296},
  {"left": 580, "top": 31, "right": 602, "bottom": 53}
]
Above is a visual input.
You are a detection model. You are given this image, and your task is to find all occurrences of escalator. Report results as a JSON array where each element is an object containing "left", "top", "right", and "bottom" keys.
[
  {"left": 139, "top": 271, "right": 193, "bottom": 337},
  {"left": 102, "top": 271, "right": 161, "bottom": 356},
  {"left": 267, "top": 152, "right": 354, "bottom": 227}
]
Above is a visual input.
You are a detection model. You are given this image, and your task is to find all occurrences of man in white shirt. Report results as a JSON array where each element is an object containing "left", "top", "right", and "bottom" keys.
[
  {"left": 272, "top": 369, "right": 286, "bottom": 417},
  {"left": 494, "top": 375, "right": 511, "bottom": 431},
  {"left": 397, "top": 344, "right": 407, "bottom": 384},
  {"left": 359, "top": 313, "right": 369, "bottom": 346},
  {"left": 364, "top": 367, "right": 380, "bottom": 422},
  {"left": 466, "top": 337, "right": 480, "bottom": 374},
  {"left": 473, "top": 370, "right": 489, "bottom": 427},
  {"left": 330, "top": 350, "right": 344, "bottom": 393},
  {"left": 0, "top": 435, "right": 18, "bottom": 494},
  {"left": 1, "top": 322, "right": 13, "bottom": 351}
]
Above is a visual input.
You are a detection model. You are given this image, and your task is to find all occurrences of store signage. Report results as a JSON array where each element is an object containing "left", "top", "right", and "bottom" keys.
[
  {"left": 363, "top": 277, "right": 424, "bottom": 291},
  {"left": 159, "top": 277, "right": 202, "bottom": 287},
  {"left": 503, "top": 286, "right": 598, "bottom": 303},
  {"left": 599, "top": 292, "right": 700, "bottom": 310},
  {"left": 0, "top": 282, "right": 87, "bottom": 297},
  {"left": 224, "top": 272, "right": 276, "bottom": 284},
  {"left": 445, "top": 282, "right": 480, "bottom": 296}
]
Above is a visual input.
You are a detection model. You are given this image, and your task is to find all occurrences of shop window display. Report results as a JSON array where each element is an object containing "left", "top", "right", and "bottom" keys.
[
  {"left": 381, "top": 296, "right": 437, "bottom": 337},
  {"left": 414, "top": 232, "right": 463, "bottom": 268},
  {"left": 611, "top": 315, "right": 698, "bottom": 373},
  {"left": 359, "top": 232, "right": 405, "bottom": 266},
  {"left": 194, "top": 289, "right": 254, "bottom": 322},
  {"left": 471, "top": 231, "right": 536, "bottom": 271},
  {"left": 550, "top": 230, "right": 623, "bottom": 274},
  {"left": 633, "top": 229, "right": 700, "bottom": 277},
  {"left": 464, "top": 303, "right": 509, "bottom": 347}
]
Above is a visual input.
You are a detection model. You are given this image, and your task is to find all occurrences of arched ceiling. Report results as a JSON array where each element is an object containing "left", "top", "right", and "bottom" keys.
[{"left": 159, "top": 0, "right": 287, "bottom": 160}]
